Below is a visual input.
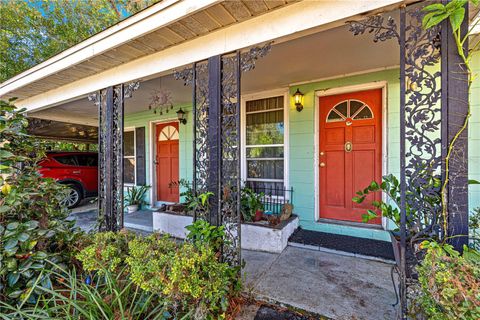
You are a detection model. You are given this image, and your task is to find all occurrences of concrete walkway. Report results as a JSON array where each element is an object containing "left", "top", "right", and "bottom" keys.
[
  {"left": 69, "top": 200, "right": 153, "bottom": 232},
  {"left": 242, "top": 247, "right": 398, "bottom": 320},
  {"left": 69, "top": 205, "right": 398, "bottom": 319}
]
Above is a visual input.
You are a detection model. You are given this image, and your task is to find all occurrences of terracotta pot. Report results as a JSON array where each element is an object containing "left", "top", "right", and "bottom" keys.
[{"left": 254, "top": 210, "right": 263, "bottom": 222}]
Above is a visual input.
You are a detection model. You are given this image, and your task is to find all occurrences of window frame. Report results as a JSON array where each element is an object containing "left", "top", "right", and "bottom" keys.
[
  {"left": 241, "top": 89, "right": 289, "bottom": 200},
  {"left": 124, "top": 128, "right": 136, "bottom": 186}
]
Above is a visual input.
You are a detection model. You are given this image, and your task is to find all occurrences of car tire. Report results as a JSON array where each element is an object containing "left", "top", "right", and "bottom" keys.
[{"left": 61, "top": 184, "right": 83, "bottom": 209}]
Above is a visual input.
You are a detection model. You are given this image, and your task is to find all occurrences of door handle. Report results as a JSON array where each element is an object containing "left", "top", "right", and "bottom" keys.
[
  {"left": 320, "top": 162, "right": 326, "bottom": 167},
  {"left": 72, "top": 170, "right": 81, "bottom": 174}
]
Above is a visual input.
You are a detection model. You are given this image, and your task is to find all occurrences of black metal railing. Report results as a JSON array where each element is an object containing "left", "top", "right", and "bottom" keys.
[{"left": 245, "top": 182, "right": 293, "bottom": 215}]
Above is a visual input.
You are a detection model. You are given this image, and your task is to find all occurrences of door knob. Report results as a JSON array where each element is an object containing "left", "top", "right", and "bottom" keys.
[
  {"left": 345, "top": 141, "right": 352, "bottom": 153},
  {"left": 320, "top": 151, "right": 325, "bottom": 156},
  {"left": 320, "top": 162, "right": 326, "bottom": 167}
]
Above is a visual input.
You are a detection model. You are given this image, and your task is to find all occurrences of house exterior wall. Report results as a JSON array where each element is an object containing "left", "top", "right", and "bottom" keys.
[
  {"left": 470, "top": 50, "right": 480, "bottom": 211},
  {"left": 288, "top": 69, "right": 400, "bottom": 241},
  {"left": 124, "top": 54, "right": 480, "bottom": 242},
  {"left": 124, "top": 105, "right": 193, "bottom": 204}
]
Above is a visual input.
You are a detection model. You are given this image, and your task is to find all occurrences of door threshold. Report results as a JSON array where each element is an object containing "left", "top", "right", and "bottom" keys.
[{"left": 317, "top": 218, "right": 383, "bottom": 230}]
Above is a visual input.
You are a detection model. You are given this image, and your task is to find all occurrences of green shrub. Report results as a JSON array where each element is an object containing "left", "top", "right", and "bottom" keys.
[
  {"left": 415, "top": 241, "right": 480, "bottom": 320},
  {"left": 186, "top": 219, "right": 226, "bottom": 252},
  {"left": 0, "top": 99, "right": 84, "bottom": 305},
  {"left": 76, "top": 230, "right": 135, "bottom": 274},
  {"left": 76, "top": 229, "right": 240, "bottom": 319}
]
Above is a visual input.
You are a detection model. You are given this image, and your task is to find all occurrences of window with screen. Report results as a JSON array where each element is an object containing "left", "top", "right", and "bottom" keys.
[
  {"left": 124, "top": 130, "right": 135, "bottom": 185},
  {"left": 245, "top": 95, "right": 285, "bottom": 195}
]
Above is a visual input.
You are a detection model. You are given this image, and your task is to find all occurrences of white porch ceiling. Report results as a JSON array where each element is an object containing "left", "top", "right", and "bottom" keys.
[{"left": 29, "top": 21, "right": 399, "bottom": 126}]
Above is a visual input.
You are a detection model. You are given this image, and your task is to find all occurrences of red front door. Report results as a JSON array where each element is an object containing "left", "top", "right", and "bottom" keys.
[
  {"left": 156, "top": 122, "right": 179, "bottom": 203},
  {"left": 319, "top": 89, "right": 382, "bottom": 224}
]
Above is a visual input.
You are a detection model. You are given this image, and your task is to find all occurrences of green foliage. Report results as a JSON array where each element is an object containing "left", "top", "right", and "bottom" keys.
[
  {"left": 76, "top": 230, "right": 135, "bottom": 275},
  {"left": 187, "top": 190, "right": 214, "bottom": 213},
  {"left": 77, "top": 231, "right": 239, "bottom": 319},
  {"left": 353, "top": 173, "right": 441, "bottom": 238},
  {"left": 422, "top": 0, "right": 478, "bottom": 31},
  {"left": 0, "top": 264, "right": 169, "bottom": 320},
  {"left": 125, "top": 185, "right": 151, "bottom": 206},
  {"left": 41, "top": 140, "right": 98, "bottom": 152},
  {"left": 169, "top": 179, "right": 195, "bottom": 207},
  {"left": 0, "top": 0, "right": 160, "bottom": 83},
  {"left": 0, "top": 99, "right": 84, "bottom": 305},
  {"left": 414, "top": 241, "right": 480, "bottom": 320},
  {"left": 240, "top": 187, "right": 264, "bottom": 222},
  {"left": 186, "top": 219, "right": 226, "bottom": 253}
]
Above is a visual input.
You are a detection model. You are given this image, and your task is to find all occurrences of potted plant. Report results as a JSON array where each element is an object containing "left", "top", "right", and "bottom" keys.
[
  {"left": 241, "top": 187, "right": 264, "bottom": 222},
  {"left": 125, "top": 185, "right": 151, "bottom": 213}
]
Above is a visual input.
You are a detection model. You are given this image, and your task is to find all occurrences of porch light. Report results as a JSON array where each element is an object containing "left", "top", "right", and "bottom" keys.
[
  {"left": 176, "top": 108, "right": 187, "bottom": 125},
  {"left": 293, "top": 88, "right": 304, "bottom": 112}
]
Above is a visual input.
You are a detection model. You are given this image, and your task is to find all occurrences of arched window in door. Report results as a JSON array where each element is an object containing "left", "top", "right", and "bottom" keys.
[
  {"left": 158, "top": 125, "right": 179, "bottom": 141},
  {"left": 326, "top": 99, "right": 373, "bottom": 123}
]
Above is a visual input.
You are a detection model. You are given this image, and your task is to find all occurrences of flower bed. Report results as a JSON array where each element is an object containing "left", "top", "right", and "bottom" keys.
[{"left": 153, "top": 210, "right": 299, "bottom": 253}]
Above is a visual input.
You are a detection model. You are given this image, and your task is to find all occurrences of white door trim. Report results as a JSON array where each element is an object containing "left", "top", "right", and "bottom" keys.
[{"left": 314, "top": 81, "right": 389, "bottom": 229}]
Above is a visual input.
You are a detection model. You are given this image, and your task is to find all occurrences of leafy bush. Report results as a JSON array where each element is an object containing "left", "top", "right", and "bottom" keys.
[
  {"left": 414, "top": 241, "right": 480, "bottom": 320},
  {"left": 186, "top": 219, "right": 226, "bottom": 252},
  {"left": 76, "top": 229, "right": 240, "bottom": 319},
  {"left": 76, "top": 230, "right": 135, "bottom": 274},
  {"left": 0, "top": 99, "right": 84, "bottom": 305}
]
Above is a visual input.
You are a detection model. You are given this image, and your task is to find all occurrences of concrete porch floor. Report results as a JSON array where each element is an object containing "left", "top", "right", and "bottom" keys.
[
  {"left": 242, "top": 248, "right": 398, "bottom": 320},
  {"left": 70, "top": 204, "right": 398, "bottom": 319}
]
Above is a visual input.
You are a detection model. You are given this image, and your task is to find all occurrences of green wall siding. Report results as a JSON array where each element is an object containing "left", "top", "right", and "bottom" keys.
[
  {"left": 469, "top": 50, "right": 480, "bottom": 211},
  {"left": 124, "top": 54, "right": 480, "bottom": 241},
  {"left": 288, "top": 69, "right": 400, "bottom": 241}
]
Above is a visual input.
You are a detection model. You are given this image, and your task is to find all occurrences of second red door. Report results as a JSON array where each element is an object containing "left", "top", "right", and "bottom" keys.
[{"left": 156, "top": 122, "right": 179, "bottom": 203}]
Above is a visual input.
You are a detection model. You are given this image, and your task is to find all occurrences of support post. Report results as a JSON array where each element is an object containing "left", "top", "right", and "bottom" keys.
[
  {"left": 207, "top": 55, "right": 222, "bottom": 226},
  {"left": 441, "top": 3, "right": 469, "bottom": 251},
  {"left": 399, "top": 8, "right": 407, "bottom": 319},
  {"left": 97, "top": 85, "right": 125, "bottom": 232}
]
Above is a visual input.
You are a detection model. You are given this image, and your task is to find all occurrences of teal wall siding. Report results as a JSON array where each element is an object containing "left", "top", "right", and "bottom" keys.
[
  {"left": 469, "top": 51, "right": 480, "bottom": 212},
  {"left": 124, "top": 105, "right": 193, "bottom": 205},
  {"left": 124, "top": 55, "right": 480, "bottom": 241},
  {"left": 288, "top": 69, "right": 400, "bottom": 241}
]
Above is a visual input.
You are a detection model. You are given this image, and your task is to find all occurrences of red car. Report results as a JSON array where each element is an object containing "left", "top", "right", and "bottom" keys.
[{"left": 38, "top": 152, "right": 98, "bottom": 208}]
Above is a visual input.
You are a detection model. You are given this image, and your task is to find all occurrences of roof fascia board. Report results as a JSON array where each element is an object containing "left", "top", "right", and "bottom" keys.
[
  {"left": 0, "top": 0, "right": 220, "bottom": 94},
  {"left": 17, "top": 0, "right": 403, "bottom": 112}
]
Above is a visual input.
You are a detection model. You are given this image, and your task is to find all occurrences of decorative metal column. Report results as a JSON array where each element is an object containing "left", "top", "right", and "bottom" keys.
[
  {"left": 175, "top": 44, "right": 271, "bottom": 265},
  {"left": 349, "top": 3, "right": 446, "bottom": 317},
  {"left": 89, "top": 82, "right": 139, "bottom": 232}
]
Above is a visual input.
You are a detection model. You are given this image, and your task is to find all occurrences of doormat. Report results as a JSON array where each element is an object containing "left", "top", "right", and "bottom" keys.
[{"left": 288, "top": 228, "right": 394, "bottom": 261}]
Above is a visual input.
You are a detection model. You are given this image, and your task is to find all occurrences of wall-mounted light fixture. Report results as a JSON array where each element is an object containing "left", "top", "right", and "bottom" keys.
[
  {"left": 176, "top": 108, "right": 187, "bottom": 125},
  {"left": 293, "top": 88, "right": 304, "bottom": 112}
]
